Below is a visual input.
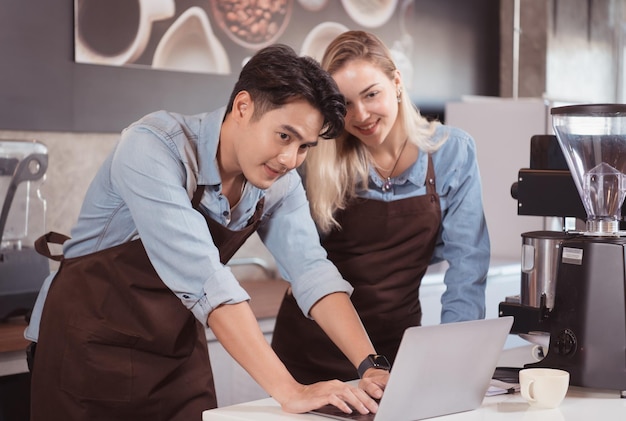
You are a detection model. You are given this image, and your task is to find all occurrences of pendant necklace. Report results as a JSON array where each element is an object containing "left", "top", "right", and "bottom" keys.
[{"left": 377, "top": 138, "right": 409, "bottom": 192}]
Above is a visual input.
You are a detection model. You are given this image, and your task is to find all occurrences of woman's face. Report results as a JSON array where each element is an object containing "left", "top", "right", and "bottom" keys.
[{"left": 331, "top": 59, "right": 401, "bottom": 148}]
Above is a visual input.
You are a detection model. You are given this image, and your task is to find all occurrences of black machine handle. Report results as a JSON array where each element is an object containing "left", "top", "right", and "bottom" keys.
[{"left": 0, "top": 153, "right": 48, "bottom": 245}]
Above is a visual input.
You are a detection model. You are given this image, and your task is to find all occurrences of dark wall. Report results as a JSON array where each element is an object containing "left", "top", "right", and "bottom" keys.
[{"left": 0, "top": 0, "right": 499, "bottom": 133}]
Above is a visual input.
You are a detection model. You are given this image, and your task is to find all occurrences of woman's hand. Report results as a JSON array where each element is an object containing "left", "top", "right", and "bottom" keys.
[
  {"left": 358, "top": 368, "right": 389, "bottom": 400},
  {"left": 279, "top": 379, "right": 379, "bottom": 415}
]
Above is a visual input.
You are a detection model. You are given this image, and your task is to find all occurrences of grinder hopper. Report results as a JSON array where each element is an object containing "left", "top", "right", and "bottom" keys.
[{"left": 551, "top": 103, "right": 626, "bottom": 235}]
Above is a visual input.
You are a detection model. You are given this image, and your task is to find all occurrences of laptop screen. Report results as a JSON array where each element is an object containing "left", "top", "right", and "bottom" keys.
[{"left": 310, "top": 317, "right": 514, "bottom": 421}]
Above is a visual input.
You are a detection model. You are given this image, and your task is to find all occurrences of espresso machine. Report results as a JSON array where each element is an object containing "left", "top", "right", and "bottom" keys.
[
  {"left": 0, "top": 139, "right": 50, "bottom": 321},
  {"left": 500, "top": 104, "right": 626, "bottom": 396}
]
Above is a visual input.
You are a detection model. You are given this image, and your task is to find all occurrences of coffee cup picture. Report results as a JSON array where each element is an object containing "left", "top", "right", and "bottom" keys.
[
  {"left": 300, "top": 22, "right": 349, "bottom": 63},
  {"left": 519, "top": 368, "right": 570, "bottom": 409},
  {"left": 152, "top": 7, "right": 230, "bottom": 75},
  {"left": 75, "top": 0, "right": 175, "bottom": 66}
]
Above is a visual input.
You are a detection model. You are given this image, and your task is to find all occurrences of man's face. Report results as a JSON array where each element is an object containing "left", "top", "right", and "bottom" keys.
[{"left": 234, "top": 99, "right": 324, "bottom": 190}]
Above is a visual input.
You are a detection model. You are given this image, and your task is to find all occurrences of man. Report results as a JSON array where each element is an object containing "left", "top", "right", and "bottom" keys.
[{"left": 26, "top": 45, "right": 387, "bottom": 420}]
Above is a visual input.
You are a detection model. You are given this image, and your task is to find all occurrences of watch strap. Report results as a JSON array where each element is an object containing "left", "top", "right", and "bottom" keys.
[{"left": 357, "top": 354, "right": 390, "bottom": 378}]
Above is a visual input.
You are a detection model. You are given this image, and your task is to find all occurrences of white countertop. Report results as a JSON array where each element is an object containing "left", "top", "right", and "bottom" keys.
[
  {"left": 202, "top": 387, "right": 626, "bottom": 420},
  {"left": 202, "top": 345, "right": 626, "bottom": 421},
  {"left": 0, "top": 349, "right": 28, "bottom": 376}
]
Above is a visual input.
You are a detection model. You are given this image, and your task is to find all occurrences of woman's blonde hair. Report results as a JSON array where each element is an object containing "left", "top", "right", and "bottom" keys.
[{"left": 304, "top": 30, "right": 444, "bottom": 233}]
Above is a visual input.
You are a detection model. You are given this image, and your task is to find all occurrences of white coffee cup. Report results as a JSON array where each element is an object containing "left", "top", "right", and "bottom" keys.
[{"left": 519, "top": 368, "right": 570, "bottom": 409}]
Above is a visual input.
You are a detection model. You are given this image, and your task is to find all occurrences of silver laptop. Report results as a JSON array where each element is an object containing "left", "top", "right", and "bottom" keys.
[{"left": 310, "top": 316, "right": 514, "bottom": 421}]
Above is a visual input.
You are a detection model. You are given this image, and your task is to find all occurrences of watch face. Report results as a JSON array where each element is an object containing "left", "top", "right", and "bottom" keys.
[
  {"left": 370, "top": 354, "right": 391, "bottom": 370},
  {"left": 358, "top": 354, "right": 390, "bottom": 378}
]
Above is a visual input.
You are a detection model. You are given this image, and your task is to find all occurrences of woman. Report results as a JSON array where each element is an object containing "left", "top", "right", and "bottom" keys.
[{"left": 272, "top": 31, "right": 490, "bottom": 383}]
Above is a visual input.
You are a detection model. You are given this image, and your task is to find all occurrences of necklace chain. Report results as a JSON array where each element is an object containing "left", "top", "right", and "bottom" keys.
[{"left": 373, "top": 138, "right": 409, "bottom": 192}]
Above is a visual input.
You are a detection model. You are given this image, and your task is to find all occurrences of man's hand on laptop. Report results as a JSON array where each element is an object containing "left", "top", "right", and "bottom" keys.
[
  {"left": 279, "top": 380, "right": 379, "bottom": 415},
  {"left": 359, "top": 369, "right": 389, "bottom": 400}
]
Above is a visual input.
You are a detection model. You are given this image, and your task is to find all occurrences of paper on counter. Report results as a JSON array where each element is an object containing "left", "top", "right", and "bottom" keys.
[{"left": 486, "top": 379, "right": 520, "bottom": 396}]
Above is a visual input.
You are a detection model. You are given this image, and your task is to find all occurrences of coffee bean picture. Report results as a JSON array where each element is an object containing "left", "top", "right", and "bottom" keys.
[{"left": 74, "top": 0, "right": 403, "bottom": 75}]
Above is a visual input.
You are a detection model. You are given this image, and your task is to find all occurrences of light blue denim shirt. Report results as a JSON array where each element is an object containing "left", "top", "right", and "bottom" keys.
[
  {"left": 351, "top": 125, "right": 489, "bottom": 323},
  {"left": 25, "top": 108, "right": 352, "bottom": 341}
]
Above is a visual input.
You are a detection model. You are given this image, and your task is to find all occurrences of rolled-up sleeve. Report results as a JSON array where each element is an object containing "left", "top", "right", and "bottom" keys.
[
  {"left": 257, "top": 172, "right": 353, "bottom": 317},
  {"left": 432, "top": 129, "right": 489, "bottom": 323},
  {"left": 110, "top": 125, "right": 250, "bottom": 325}
]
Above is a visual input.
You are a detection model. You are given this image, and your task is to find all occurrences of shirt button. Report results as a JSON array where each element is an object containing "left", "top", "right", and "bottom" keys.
[
  {"left": 222, "top": 211, "right": 229, "bottom": 216},
  {"left": 213, "top": 186, "right": 220, "bottom": 191}
]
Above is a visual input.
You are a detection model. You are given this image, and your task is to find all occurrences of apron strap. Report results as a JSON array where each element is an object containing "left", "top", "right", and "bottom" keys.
[
  {"left": 191, "top": 185, "right": 205, "bottom": 209},
  {"left": 34, "top": 231, "right": 71, "bottom": 261}
]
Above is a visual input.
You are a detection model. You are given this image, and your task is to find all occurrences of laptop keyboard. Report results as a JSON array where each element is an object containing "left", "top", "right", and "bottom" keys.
[{"left": 311, "top": 401, "right": 380, "bottom": 421}]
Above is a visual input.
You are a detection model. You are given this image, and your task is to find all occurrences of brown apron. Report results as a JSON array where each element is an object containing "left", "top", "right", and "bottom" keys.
[
  {"left": 30, "top": 188, "right": 265, "bottom": 421},
  {"left": 272, "top": 155, "right": 441, "bottom": 384}
]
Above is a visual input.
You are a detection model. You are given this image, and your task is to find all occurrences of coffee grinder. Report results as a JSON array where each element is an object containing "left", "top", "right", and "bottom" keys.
[{"left": 502, "top": 104, "right": 626, "bottom": 396}]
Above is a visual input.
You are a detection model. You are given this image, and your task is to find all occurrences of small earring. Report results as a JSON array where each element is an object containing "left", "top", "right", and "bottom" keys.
[{"left": 397, "top": 89, "right": 401, "bottom": 103}]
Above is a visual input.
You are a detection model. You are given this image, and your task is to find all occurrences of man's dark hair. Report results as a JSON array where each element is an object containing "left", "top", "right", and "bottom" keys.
[{"left": 225, "top": 44, "right": 346, "bottom": 139}]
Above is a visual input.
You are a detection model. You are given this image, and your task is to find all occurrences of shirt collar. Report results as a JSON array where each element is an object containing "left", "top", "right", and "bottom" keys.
[
  {"left": 405, "top": 150, "right": 429, "bottom": 187},
  {"left": 405, "top": 125, "right": 447, "bottom": 187},
  {"left": 197, "top": 107, "right": 226, "bottom": 187},
  {"left": 368, "top": 148, "right": 428, "bottom": 189}
]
